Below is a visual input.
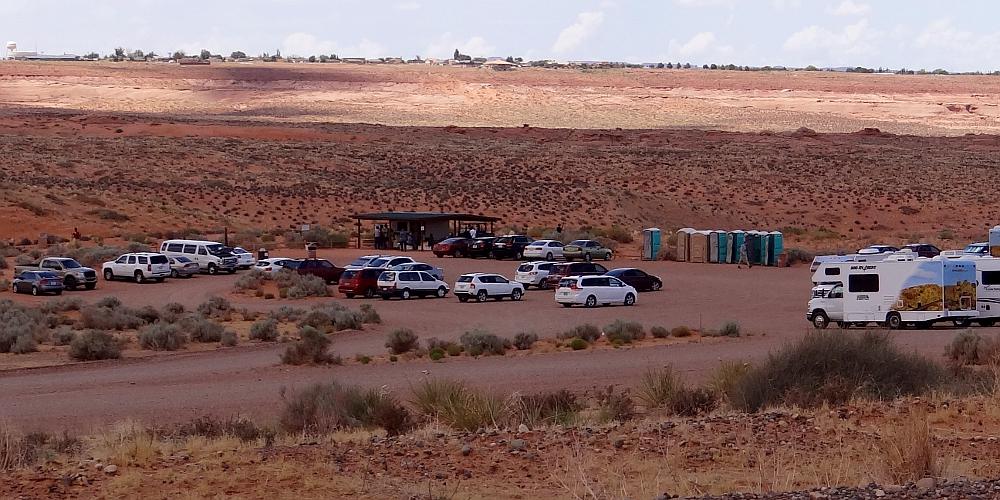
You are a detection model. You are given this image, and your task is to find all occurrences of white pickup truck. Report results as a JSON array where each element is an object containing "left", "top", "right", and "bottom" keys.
[{"left": 14, "top": 257, "right": 98, "bottom": 290}]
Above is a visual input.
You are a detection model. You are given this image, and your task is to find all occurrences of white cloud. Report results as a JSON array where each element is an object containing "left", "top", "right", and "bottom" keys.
[
  {"left": 393, "top": 1, "right": 420, "bottom": 11},
  {"left": 673, "top": 0, "right": 733, "bottom": 6},
  {"left": 771, "top": 0, "right": 801, "bottom": 10},
  {"left": 424, "top": 33, "right": 495, "bottom": 59},
  {"left": 552, "top": 11, "right": 605, "bottom": 54},
  {"left": 667, "top": 31, "right": 732, "bottom": 58},
  {"left": 830, "top": 0, "right": 871, "bottom": 16},
  {"left": 783, "top": 18, "right": 879, "bottom": 58},
  {"left": 281, "top": 32, "right": 386, "bottom": 58},
  {"left": 913, "top": 19, "right": 1000, "bottom": 66}
]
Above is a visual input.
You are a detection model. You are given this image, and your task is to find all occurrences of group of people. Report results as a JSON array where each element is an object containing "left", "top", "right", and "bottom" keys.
[{"left": 373, "top": 224, "right": 430, "bottom": 252}]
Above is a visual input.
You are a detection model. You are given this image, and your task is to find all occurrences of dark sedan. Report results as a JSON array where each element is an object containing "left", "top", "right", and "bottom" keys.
[
  {"left": 491, "top": 235, "right": 534, "bottom": 260},
  {"left": 467, "top": 237, "right": 498, "bottom": 258},
  {"left": 605, "top": 268, "right": 662, "bottom": 292},
  {"left": 12, "top": 270, "right": 65, "bottom": 296}
]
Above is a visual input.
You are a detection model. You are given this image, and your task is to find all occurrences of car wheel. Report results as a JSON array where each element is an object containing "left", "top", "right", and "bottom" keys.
[
  {"left": 436, "top": 286, "right": 447, "bottom": 298},
  {"left": 31, "top": 286, "right": 39, "bottom": 296},
  {"left": 134, "top": 271, "right": 145, "bottom": 284},
  {"left": 886, "top": 312, "right": 902, "bottom": 330},
  {"left": 624, "top": 293, "right": 635, "bottom": 306},
  {"left": 651, "top": 280, "right": 662, "bottom": 291},
  {"left": 64, "top": 276, "right": 77, "bottom": 290},
  {"left": 511, "top": 289, "right": 523, "bottom": 301},
  {"left": 401, "top": 289, "right": 411, "bottom": 300},
  {"left": 489, "top": 251, "right": 496, "bottom": 259},
  {"left": 585, "top": 295, "right": 597, "bottom": 308},
  {"left": 208, "top": 264, "right": 218, "bottom": 275},
  {"left": 604, "top": 252, "right": 613, "bottom": 261},
  {"left": 171, "top": 269, "right": 179, "bottom": 278},
  {"left": 477, "top": 290, "right": 488, "bottom": 303},
  {"left": 103, "top": 269, "right": 114, "bottom": 281},
  {"left": 546, "top": 252, "right": 553, "bottom": 261},
  {"left": 812, "top": 311, "right": 830, "bottom": 330},
  {"left": 455, "top": 250, "right": 464, "bottom": 258},
  {"left": 364, "top": 287, "right": 377, "bottom": 299},
  {"left": 584, "top": 253, "right": 592, "bottom": 262}
]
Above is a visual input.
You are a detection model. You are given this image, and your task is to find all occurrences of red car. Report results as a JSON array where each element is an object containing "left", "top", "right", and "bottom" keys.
[
  {"left": 338, "top": 268, "right": 383, "bottom": 298},
  {"left": 432, "top": 237, "right": 472, "bottom": 258},
  {"left": 292, "top": 259, "right": 345, "bottom": 284}
]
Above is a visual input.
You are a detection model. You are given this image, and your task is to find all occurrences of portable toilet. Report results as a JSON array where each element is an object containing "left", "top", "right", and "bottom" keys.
[
  {"left": 676, "top": 228, "right": 694, "bottom": 262},
  {"left": 708, "top": 231, "right": 720, "bottom": 263},
  {"left": 719, "top": 231, "right": 732, "bottom": 264},
  {"left": 689, "top": 231, "right": 710, "bottom": 263},
  {"left": 728, "top": 230, "right": 746, "bottom": 263},
  {"left": 991, "top": 225, "right": 1000, "bottom": 258},
  {"left": 756, "top": 231, "right": 770, "bottom": 266},
  {"left": 768, "top": 231, "right": 783, "bottom": 266},
  {"left": 642, "top": 228, "right": 661, "bottom": 261},
  {"left": 744, "top": 232, "right": 760, "bottom": 264}
]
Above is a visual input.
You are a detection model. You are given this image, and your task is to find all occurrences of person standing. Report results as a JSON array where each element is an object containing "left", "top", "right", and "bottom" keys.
[
  {"left": 469, "top": 226, "right": 477, "bottom": 239},
  {"left": 374, "top": 225, "right": 382, "bottom": 250},
  {"left": 556, "top": 224, "right": 563, "bottom": 236},
  {"left": 738, "top": 237, "right": 752, "bottom": 269}
]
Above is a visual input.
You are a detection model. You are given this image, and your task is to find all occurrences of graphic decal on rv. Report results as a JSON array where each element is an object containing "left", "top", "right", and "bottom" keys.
[{"left": 890, "top": 261, "right": 976, "bottom": 312}]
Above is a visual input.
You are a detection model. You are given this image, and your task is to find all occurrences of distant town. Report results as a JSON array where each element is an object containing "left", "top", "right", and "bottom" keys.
[{"left": 3, "top": 42, "right": 996, "bottom": 75}]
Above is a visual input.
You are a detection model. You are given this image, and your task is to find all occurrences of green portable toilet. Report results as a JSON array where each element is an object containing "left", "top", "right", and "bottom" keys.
[
  {"left": 708, "top": 231, "right": 720, "bottom": 263},
  {"left": 768, "top": 231, "right": 783, "bottom": 266},
  {"left": 756, "top": 231, "right": 770, "bottom": 266},
  {"left": 719, "top": 231, "right": 732, "bottom": 264},
  {"left": 642, "top": 228, "right": 661, "bottom": 261},
  {"left": 729, "top": 230, "right": 746, "bottom": 264}
]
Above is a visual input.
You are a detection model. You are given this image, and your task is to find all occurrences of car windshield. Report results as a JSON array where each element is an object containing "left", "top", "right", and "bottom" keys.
[
  {"left": 370, "top": 258, "right": 391, "bottom": 267},
  {"left": 569, "top": 240, "right": 588, "bottom": 246},
  {"left": 558, "top": 278, "right": 577, "bottom": 288},
  {"left": 341, "top": 270, "right": 358, "bottom": 279},
  {"left": 60, "top": 260, "right": 82, "bottom": 269},
  {"left": 38, "top": 271, "right": 60, "bottom": 279},
  {"left": 206, "top": 244, "right": 225, "bottom": 255},
  {"left": 458, "top": 275, "right": 475, "bottom": 282},
  {"left": 379, "top": 271, "right": 395, "bottom": 281},
  {"left": 175, "top": 256, "right": 192, "bottom": 263},
  {"left": 150, "top": 255, "right": 168, "bottom": 264},
  {"left": 517, "top": 264, "right": 533, "bottom": 272},
  {"left": 442, "top": 238, "right": 464, "bottom": 244},
  {"left": 964, "top": 244, "right": 987, "bottom": 253},
  {"left": 233, "top": 248, "right": 248, "bottom": 254},
  {"left": 349, "top": 257, "right": 375, "bottom": 266}
]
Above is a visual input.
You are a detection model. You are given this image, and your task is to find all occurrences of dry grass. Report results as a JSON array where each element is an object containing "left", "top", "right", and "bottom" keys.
[{"left": 878, "top": 408, "right": 942, "bottom": 484}]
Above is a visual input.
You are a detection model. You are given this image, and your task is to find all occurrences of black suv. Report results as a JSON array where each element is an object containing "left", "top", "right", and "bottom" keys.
[
  {"left": 491, "top": 235, "right": 534, "bottom": 260},
  {"left": 542, "top": 262, "right": 609, "bottom": 289},
  {"left": 467, "top": 237, "right": 498, "bottom": 258},
  {"left": 903, "top": 243, "right": 941, "bottom": 258}
]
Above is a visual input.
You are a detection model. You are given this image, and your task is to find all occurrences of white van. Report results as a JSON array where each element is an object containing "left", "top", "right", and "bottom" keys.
[
  {"left": 159, "top": 240, "right": 238, "bottom": 275},
  {"left": 807, "top": 252, "right": 978, "bottom": 329}
]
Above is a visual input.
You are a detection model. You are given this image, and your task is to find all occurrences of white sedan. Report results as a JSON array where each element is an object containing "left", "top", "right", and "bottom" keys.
[
  {"left": 454, "top": 273, "right": 524, "bottom": 303},
  {"left": 254, "top": 258, "right": 297, "bottom": 276},
  {"left": 555, "top": 275, "right": 637, "bottom": 308},
  {"left": 522, "top": 240, "right": 564, "bottom": 261},
  {"left": 230, "top": 247, "right": 257, "bottom": 269}
]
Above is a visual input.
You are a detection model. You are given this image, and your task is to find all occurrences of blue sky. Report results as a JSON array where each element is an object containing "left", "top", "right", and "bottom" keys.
[{"left": 3, "top": 0, "right": 1000, "bottom": 71}]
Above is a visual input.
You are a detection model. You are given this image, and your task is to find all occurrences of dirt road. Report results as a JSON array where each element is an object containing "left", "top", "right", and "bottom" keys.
[{"left": 0, "top": 250, "right": 983, "bottom": 431}]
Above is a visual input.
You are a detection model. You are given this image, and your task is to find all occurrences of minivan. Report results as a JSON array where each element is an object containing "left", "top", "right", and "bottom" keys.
[{"left": 159, "top": 240, "right": 238, "bottom": 274}]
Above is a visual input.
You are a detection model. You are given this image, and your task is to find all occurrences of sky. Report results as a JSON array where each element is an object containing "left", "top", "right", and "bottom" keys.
[{"left": 3, "top": 0, "right": 1000, "bottom": 72}]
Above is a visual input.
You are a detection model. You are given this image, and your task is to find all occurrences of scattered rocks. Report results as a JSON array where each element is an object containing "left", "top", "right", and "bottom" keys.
[
  {"left": 460, "top": 444, "right": 473, "bottom": 457},
  {"left": 517, "top": 424, "right": 530, "bottom": 433},
  {"left": 915, "top": 477, "right": 936, "bottom": 491},
  {"left": 102, "top": 464, "right": 118, "bottom": 475},
  {"left": 508, "top": 439, "right": 526, "bottom": 451}
]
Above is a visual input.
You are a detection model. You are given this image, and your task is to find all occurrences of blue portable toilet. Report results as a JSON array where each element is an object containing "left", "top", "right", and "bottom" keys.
[
  {"left": 756, "top": 231, "right": 770, "bottom": 266},
  {"left": 642, "top": 228, "right": 661, "bottom": 261},
  {"left": 729, "top": 230, "right": 746, "bottom": 264},
  {"left": 718, "top": 231, "right": 729, "bottom": 264},
  {"left": 708, "top": 231, "right": 720, "bottom": 263},
  {"left": 768, "top": 231, "right": 783, "bottom": 266}
]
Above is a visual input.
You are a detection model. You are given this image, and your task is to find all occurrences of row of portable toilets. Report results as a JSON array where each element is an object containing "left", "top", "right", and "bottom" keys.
[{"left": 676, "top": 229, "right": 784, "bottom": 266}]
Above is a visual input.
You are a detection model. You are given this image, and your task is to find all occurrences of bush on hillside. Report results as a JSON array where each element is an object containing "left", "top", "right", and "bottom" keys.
[{"left": 69, "top": 330, "right": 121, "bottom": 360}]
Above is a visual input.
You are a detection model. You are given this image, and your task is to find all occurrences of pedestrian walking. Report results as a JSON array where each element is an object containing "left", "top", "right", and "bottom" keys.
[{"left": 738, "top": 237, "right": 752, "bottom": 269}]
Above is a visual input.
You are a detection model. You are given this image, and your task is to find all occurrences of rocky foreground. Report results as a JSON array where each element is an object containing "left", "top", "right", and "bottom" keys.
[{"left": 693, "top": 478, "right": 1000, "bottom": 499}]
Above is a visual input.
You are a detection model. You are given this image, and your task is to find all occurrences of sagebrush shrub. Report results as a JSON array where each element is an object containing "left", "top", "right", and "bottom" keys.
[
  {"left": 250, "top": 319, "right": 279, "bottom": 342},
  {"left": 945, "top": 330, "right": 999, "bottom": 366},
  {"left": 559, "top": 324, "right": 600, "bottom": 342},
  {"left": 184, "top": 316, "right": 224, "bottom": 343},
  {"left": 460, "top": 330, "right": 509, "bottom": 356},
  {"left": 650, "top": 326, "right": 669, "bottom": 339},
  {"left": 386, "top": 329, "right": 419, "bottom": 354},
  {"left": 282, "top": 326, "right": 338, "bottom": 365},
  {"left": 138, "top": 322, "right": 187, "bottom": 351},
  {"left": 69, "top": 330, "right": 121, "bottom": 360},
  {"left": 513, "top": 332, "right": 538, "bottom": 350},
  {"left": 281, "top": 382, "right": 412, "bottom": 436},
  {"left": 605, "top": 320, "right": 645, "bottom": 343}
]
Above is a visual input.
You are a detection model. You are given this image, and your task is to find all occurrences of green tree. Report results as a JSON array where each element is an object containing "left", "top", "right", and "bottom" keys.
[
  {"left": 199, "top": 49, "right": 211, "bottom": 60},
  {"left": 308, "top": 55, "right": 317, "bottom": 63},
  {"left": 172, "top": 50, "right": 186, "bottom": 60},
  {"left": 113, "top": 47, "right": 126, "bottom": 62},
  {"left": 804, "top": 65, "right": 820, "bottom": 71},
  {"left": 230, "top": 51, "right": 247, "bottom": 59}
]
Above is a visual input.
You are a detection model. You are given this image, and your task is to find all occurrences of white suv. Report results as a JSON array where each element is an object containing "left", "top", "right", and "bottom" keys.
[
  {"left": 454, "top": 273, "right": 524, "bottom": 303},
  {"left": 514, "top": 261, "right": 557, "bottom": 289},
  {"left": 377, "top": 270, "right": 449, "bottom": 300},
  {"left": 102, "top": 253, "right": 172, "bottom": 283},
  {"left": 555, "top": 275, "right": 637, "bottom": 308}
]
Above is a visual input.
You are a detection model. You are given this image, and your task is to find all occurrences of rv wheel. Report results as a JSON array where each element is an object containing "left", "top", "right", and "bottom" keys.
[
  {"left": 885, "top": 312, "right": 902, "bottom": 330},
  {"left": 952, "top": 318, "right": 971, "bottom": 328},
  {"left": 979, "top": 319, "right": 996, "bottom": 327},
  {"left": 811, "top": 312, "right": 830, "bottom": 330}
]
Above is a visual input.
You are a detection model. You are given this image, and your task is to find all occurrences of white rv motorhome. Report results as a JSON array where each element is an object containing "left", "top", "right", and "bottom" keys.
[
  {"left": 972, "top": 257, "right": 1000, "bottom": 327},
  {"left": 809, "top": 251, "right": 894, "bottom": 272},
  {"left": 807, "top": 253, "right": 978, "bottom": 329}
]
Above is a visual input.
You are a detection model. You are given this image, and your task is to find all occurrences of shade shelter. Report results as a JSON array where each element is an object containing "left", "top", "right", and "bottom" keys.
[{"left": 352, "top": 212, "right": 501, "bottom": 250}]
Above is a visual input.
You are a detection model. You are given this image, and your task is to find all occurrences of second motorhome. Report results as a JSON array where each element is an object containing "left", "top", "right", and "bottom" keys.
[{"left": 807, "top": 253, "right": 978, "bottom": 329}]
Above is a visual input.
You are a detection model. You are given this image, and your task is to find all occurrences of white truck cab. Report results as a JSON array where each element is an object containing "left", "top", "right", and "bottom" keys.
[{"left": 807, "top": 282, "right": 845, "bottom": 329}]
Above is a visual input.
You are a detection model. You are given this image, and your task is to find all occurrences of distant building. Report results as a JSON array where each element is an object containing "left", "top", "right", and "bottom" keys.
[
  {"left": 10, "top": 51, "right": 80, "bottom": 61},
  {"left": 342, "top": 57, "right": 366, "bottom": 64},
  {"left": 482, "top": 59, "right": 517, "bottom": 71},
  {"left": 178, "top": 57, "right": 209, "bottom": 65}
]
